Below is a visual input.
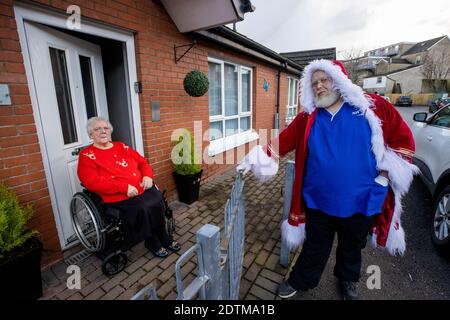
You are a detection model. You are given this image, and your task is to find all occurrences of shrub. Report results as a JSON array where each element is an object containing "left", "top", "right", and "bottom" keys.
[
  {"left": 172, "top": 129, "right": 202, "bottom": 175},
  {"left": 0, "top": 183, "right": 37, "bottom": 259}
]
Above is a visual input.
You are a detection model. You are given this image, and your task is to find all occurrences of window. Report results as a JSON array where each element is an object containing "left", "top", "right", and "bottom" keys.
[
  {"left": 207, "top": 58, "right": 257, "bottom": 155},
  {"left": 430, "top": 106, "right": 450, "bottom": 128},
  {"left": 415, "top": 55, "right": 422, "bottom": 64},
  {"left": 376, "top": 77, "right": 382, "bottom": 84},
  {"left": 286, "top": 77, "right": 299, "bottom": 124}
]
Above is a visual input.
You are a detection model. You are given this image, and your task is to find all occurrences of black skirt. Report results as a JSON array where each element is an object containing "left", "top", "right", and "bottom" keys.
[{"left": 104, "top": 186, "right": 166, "bottom": 243}]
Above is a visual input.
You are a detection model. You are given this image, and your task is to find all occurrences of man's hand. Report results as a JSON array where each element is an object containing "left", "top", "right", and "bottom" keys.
[
  {"left": 379, "top": 170, "right": 389, "bottom": 179},
  {"left": 127, "top": 184, "right": 139, "bottom": 197},
  {"left": 141, "top": 176, "right": 153, "bottom": 190}
]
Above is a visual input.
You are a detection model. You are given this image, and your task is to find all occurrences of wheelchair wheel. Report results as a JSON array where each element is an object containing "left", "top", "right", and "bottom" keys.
[
  {"left": 70, "top": 192, "right": 106, "bottom": 252},
  {"left": 101, "top": 252, "right": 127, "bottom": 276}
]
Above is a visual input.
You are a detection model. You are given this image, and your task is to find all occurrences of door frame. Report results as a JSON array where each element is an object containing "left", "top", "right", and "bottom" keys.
[{"left": 14, "top": 2, "right": 144, "bottom": 249}]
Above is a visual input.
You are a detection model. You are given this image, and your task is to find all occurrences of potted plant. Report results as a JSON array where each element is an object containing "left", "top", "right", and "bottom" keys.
[
  {"left": 0, "top": 183, "right": 43, "bottom": 300},
  {"left": 172, "top": 129, "right": 203, "bottom": 204}
]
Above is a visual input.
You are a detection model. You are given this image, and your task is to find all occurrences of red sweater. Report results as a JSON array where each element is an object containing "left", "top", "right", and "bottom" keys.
[{"left": 77, "top": 142, "right": 154, "bottom": 203}]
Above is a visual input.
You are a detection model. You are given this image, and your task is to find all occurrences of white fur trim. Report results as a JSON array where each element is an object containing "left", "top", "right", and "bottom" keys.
[
  {"left": 281, "top": 220, "right": 306, "bottom": 250},
  {"left": 300, "top": 59, "right": 372, "bottom": 114},
  {"left": 378, "top": 148, "right": 420, "bottom": 197},
  {"left": 236, "top": 145, "right": 279, "bottom": 183}
]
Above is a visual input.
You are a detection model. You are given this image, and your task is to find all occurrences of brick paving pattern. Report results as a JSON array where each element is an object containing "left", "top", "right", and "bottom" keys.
[{"left": 40, "top": 156, "right": 295, "bottom": 300}]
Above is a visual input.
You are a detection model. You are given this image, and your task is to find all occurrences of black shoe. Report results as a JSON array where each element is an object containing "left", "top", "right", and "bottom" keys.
[
  {"left": 277, "top": 280, "right": 297, "bottom": 299},
  {"left": 339, "top": 280, "right": 359, "bottom": 300}
]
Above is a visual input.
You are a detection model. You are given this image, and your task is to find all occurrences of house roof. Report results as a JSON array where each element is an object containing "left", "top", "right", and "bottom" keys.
[
  {"left": 279, "top": 48, "right": 337, "bottom": 67},
  {"left": 402, "top": 36, "right": 447, "bottom": 56},
  {"left": 194, "top": 26, "right": 303, "bottom": 74},
  {"left": 370, "top": 64, "right": 422, "bottom": 78}
]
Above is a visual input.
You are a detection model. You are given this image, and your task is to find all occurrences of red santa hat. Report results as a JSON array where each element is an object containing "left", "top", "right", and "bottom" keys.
[{"left": 299, "top": 59, "right": 372, "bottom": 114}]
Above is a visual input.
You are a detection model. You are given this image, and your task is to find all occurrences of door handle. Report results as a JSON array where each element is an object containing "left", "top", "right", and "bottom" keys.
[
  {"left": 71, "top": 145, "right": 90, "bottom": 156},
  {"left": 426, "top": 136, "right": 433, "bottom": 141}
]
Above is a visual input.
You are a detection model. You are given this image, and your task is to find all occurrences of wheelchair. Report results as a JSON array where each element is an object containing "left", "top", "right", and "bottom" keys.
[{"left": 70, "top": 186, "right": 175, "bottom": 276}]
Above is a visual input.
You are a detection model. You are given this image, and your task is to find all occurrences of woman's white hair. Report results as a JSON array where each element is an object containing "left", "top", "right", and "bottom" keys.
[{"left": 86, "top": 117, "right": 114, "bottom": 136}]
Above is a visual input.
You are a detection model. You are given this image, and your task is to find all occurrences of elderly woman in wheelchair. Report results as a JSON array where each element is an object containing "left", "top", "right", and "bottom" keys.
[{"left": 75, "top": 117, "right": 180, "bottom": 266}]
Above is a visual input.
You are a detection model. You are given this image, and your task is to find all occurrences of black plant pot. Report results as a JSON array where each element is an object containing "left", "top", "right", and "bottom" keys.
[
  {"left": 0, "top": 236, "right": 43, "bottom": 300},
  {"left": 173, "top": 170, "right": 203, "bottom": 204}
]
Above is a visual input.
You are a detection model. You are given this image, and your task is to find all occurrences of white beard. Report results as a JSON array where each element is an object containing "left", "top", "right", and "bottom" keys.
[{"left": 314, "top": 90, "right": 341, "bottom": 108}]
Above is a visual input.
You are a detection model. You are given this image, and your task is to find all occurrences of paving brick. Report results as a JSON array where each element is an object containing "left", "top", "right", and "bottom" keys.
[
  {"left": 249, "top": 241, "right": 264, "bottom": 254},
  {"left": 138, "top": 267, "right": 163, "bottom": 286},
  {"left": 67, "top": 292, "right": 84, "bottom": 300},
  {"left": 157, "top": 280, "right": 176, "bottom": 299},
  {"left": 239, "top": 278, "right": 252, "bottom": 299},
  {"left": 101, "top": 272, "right": 128, "bottom": 292},
  {"left": 101, "top": 285, "right": 125, "bottom": 300},
  {"left": 249, "top": 284, "right": 276, "bottom": 300},
  {"left": 84, "top": 288, "right": 106, "bottom": 300},
  {"left": 260, "top": 269, "right": 284, "bottom": 284},
  {"left": 243, "top": 252, "right": 256, "bottom": 269},
  {"left": 265, "top": 253, "right": 281, "bottom": 271},
  {"left": 116, "top": 282, "right": 145, "bottom": 300},
  {"left": 244, "top": 263, "right": 261, "bottom": 282},
  {"left": 255, "top": 250, "right": 270, "bottom": 266},
  {"left": 80, "top": 275, "right": 109, "bottom": 297},
  {"left": 255, "top": 275, "right": 278, "bottom": 294},
  {"left": 158, "top": 252, "right": 180, "bottom": 270},
  {"left": 142, "top": 257, "right": 162, "bottom": 272},
  {"left": 121, "top": 268, "right": 147, "bottom": 289},
  {"left": 263, "top": 239, "right": 276, "bottom": 252},
  {"left": 124, "top": 255, "right": 148, "bottom": 274}
]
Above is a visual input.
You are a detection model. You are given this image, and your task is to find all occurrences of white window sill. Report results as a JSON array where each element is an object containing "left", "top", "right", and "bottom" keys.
[{"left": 207, "top": 130, "right": 259, "bottom": 156}]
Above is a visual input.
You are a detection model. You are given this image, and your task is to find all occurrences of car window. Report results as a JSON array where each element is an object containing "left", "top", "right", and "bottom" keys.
[{"left": 429, "top": 106, "right": 450, "bottom": 128}]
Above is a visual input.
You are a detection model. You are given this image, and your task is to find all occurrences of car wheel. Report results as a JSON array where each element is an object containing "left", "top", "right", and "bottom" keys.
[{"left": 431, "top": 185, "right": 450, "bottom": 255}]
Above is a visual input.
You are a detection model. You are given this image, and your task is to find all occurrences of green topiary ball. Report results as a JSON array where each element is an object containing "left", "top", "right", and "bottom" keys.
[{"left": 183, "top": 70, "right": 209, "bottom": 97}]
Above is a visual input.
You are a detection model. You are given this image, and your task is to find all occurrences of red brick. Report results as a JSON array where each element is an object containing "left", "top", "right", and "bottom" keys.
[
  {"left": 0, "top": 28, "right": 19, "bottom": 40},
  {"left": 14, "top": 105, "right": 33, "bottom": 115},
  {"left": 3, "top": 153, "right": 42, "bottom": 168},
  {"left": 0, "top": 115, "right": 34, "bottom": 126},
  {"left": 17, "top": 124, "right": 37, "bottom": 135},
  {"left": 0, "top": 50, "right": 23, "bottom": 63},
  {"left": 0, "top": 126, "right": 16, "bottom": 136},
  {"left": 0, "top": 134, "right": 38, "bottom": 148},
  {"left": 0, "top": 165, "right": 27, "bottom": 179},
  {"left": 9, "top": 84, "right": 30, "bottom": 95},
  {"left": 27, "top": 161, "right": 44, "bottom": 173},
  {"left": 0, "top": 146, "right": 22, "bottom": 158},
  {"left": 12, "top": 95, "right": 31, "bottom": 105},
  {"left": 22, "top": 143, "right": 40, "bottom": 154},
  {"left": 1, "top": 39, "right": 21, "bottom": 52},
  {"left": 0, "top": 106, "right": 13, "bottom": 116},
  {"left": 5, "top": 171, "right": 46, "bottom": 187},
  {"left": 18, "top": 188, "right": 50, "bottom": 203},
  {"left": 30, "top": 179, "right": 48, "bottom": 191},
  {"left": 5, "top": 62, "right": 25, "bottom": 73},
  {"left": 0, "top": 4, "right": 13, "bottom": 17}
]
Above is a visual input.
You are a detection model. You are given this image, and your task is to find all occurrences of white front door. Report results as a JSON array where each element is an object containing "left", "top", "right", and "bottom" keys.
[{"left": 25, "top": 22, "right": 109, "bottom": 249}]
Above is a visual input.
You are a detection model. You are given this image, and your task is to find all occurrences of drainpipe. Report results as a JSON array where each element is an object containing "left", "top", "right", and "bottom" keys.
[{"left": 273, "top": 66, "right": 282, "bottom": 137}]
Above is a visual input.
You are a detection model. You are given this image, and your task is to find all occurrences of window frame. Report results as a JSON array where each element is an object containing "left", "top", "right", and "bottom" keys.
[
  {"left": 286, "top": 76, "right": 299, "bottom": 125},
  {"left": 207, "top": 57, "right": 257, "bottom": 156}
]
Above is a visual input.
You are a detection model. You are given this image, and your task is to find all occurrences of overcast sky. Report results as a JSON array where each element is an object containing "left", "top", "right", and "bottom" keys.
[{"left": 230, "top": 0, "right": 450, "bottom": 59}]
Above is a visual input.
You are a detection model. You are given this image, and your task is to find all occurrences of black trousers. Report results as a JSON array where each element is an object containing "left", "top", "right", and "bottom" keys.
[
  {"left": 288, "top": 208, "right": 377, "bottom": 291},
  {"left": 105, "top": 186, "right": 172, "bottom": 251}
]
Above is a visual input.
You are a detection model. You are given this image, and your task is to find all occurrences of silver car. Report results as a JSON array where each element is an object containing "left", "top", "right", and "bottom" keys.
[{"left": 411, "top": 104, "right": 450, "bottom": 255}]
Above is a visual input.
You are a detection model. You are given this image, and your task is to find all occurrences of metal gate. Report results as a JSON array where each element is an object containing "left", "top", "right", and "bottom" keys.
[{"left": 174, "top": 171, "right": 246, "bottom": 300}]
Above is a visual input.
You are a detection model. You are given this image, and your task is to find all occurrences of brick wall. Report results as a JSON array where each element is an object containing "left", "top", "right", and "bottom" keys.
[{"left": 0, "top": 0, "right": 298, "bottom": 267}]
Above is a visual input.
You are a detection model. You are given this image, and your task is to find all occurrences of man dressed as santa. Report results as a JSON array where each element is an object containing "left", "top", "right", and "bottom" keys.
[{"left": 237, "top": 59, "right": 418, "bottom": 300}]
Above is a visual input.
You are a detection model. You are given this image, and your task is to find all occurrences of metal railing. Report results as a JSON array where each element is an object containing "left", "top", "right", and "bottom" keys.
[
  {"left": 173, "top": 171, "right": 246, "bottom": 300},
  {"left": 280, "top": 160, "right": 295, "bottom": 268}
]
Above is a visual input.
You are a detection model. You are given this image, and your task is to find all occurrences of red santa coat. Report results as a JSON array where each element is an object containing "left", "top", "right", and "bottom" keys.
[
  {"left": 263, "top": 59, "right": 419, "bottom": 256},
  {"left": 77, "top": 142, "right": 154, "bottom": 203}
]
